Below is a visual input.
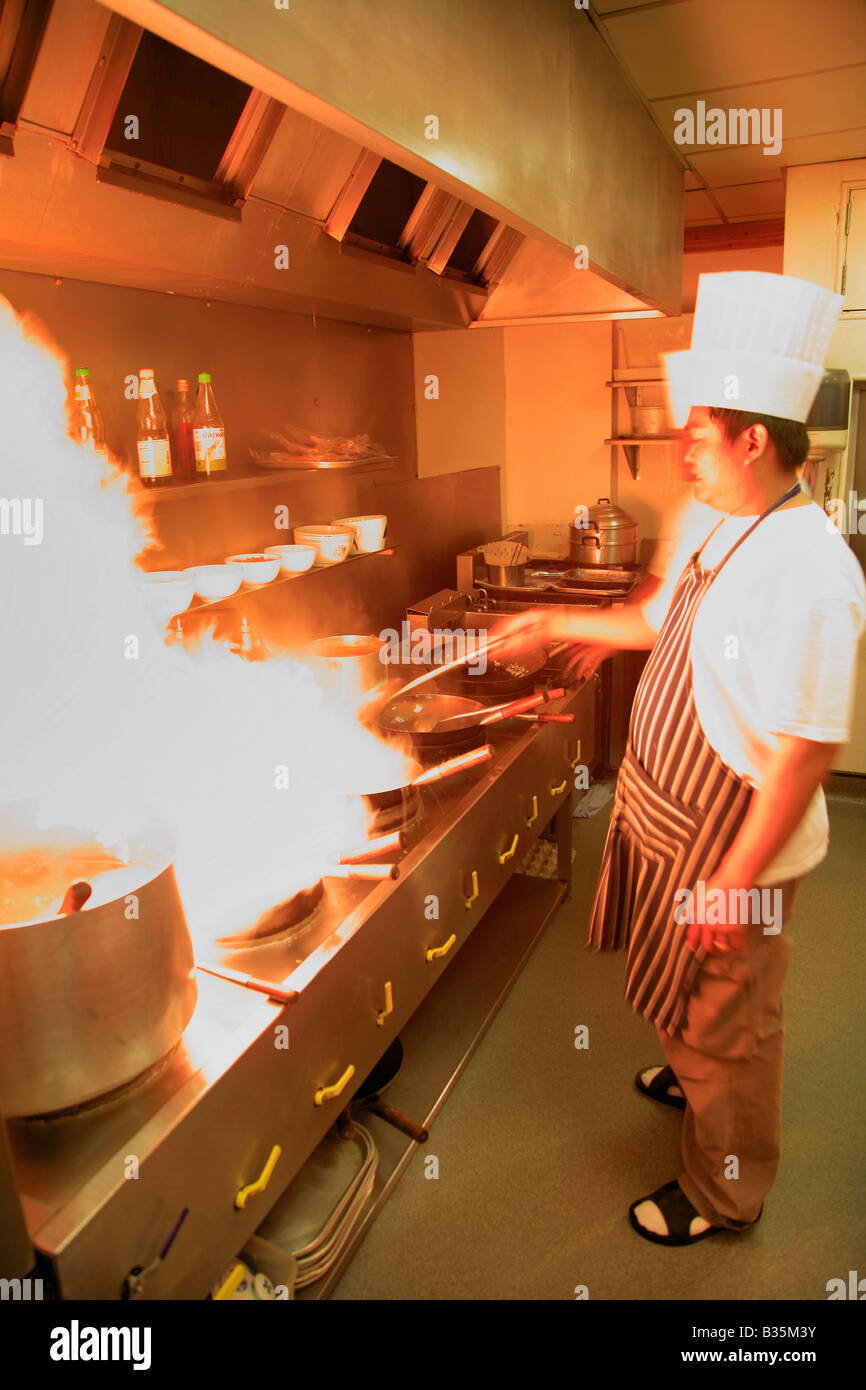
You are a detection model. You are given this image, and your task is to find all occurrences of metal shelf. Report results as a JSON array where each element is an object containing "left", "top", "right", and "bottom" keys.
[
  {"left": 177, "top": 546, "right": 397, "bottom": 617},
  {"left": 604, "top": 435, "right": 678, "bottom": 482},
  {"left": 604, "top": 379, "right": 665, "bottom": 388},
  {"left": 131, "top": 459, "right": 396, "bottom": 501}
]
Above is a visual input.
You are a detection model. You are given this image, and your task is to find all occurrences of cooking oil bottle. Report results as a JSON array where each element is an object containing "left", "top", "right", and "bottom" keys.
[
  {"left": 193, "top": 372, "right": 227, "bottom": 477},
  {"left": 70, "top": 368, "right": 106, "bottom": 456}
]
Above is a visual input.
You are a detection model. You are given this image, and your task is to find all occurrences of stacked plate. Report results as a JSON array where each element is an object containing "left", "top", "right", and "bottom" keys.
[{"left": 254, "top": 1124, "right": 378, "bottom": 1289}]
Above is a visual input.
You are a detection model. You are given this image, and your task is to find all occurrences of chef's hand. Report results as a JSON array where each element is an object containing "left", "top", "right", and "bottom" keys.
[
  {"left": 490, "top": 608, "right": 574, "bottom": 651},
  {"left": 563, "top": 644, "right": 615, "bottom": 682},
  {"left": 685, "top": 877, "right": 745, "bottom": 955}
]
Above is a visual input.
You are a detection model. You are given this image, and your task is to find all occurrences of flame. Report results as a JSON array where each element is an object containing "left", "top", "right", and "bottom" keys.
[{"left": 0, "top": 297, "right": 411, "bottom": 942}]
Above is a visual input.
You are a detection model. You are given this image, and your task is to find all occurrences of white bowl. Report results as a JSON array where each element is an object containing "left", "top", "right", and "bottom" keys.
[
  {"left": 334, "top": 514, "right": 387, "bottom": 554},
  {"left": 224, "top": 553, "right": 281, "bottom": 584},
  {"left": 263, "top": 544, "right": 316, "bottom": 574},
  {"left": 140, "top": 570, "right": 195, "bottom": 621},
  {"left": 293, "top": 525, "right": 354, "bottom": 566},
  {"left": 187, "top": 564, "right": 243, "bottom": 600}
]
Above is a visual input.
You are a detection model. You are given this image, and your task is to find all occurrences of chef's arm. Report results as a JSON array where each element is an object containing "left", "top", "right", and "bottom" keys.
[
  {"left": 496, "top": 580, "right": 661, "bottom": 653},
  {"left": 713, "top": 735, "right": 841, "bottom": 888}
]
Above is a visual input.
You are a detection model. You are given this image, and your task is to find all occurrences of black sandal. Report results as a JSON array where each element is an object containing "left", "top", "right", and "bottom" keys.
[
  {"left": 629, "top": 1180, "right": 763, "bottom": 1247},
  {"left": 634, "top": 1064, "right": 686, "bottom": 1110},
  {"left": 629, "top": 1180, "right": 722, "bottom": 1246}
]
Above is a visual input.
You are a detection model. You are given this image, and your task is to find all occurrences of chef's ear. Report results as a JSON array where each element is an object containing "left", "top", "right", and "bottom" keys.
[{"left": 741, "top": 421, "right": 770, "bottom": 467}]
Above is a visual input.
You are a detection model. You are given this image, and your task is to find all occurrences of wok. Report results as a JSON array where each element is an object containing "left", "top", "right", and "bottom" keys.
[
  {"left": 376, "top": 689, "right": 567, "bottom": 750},
  {"left": 349, "top": 745, "right": 493, "bottom": 810}
]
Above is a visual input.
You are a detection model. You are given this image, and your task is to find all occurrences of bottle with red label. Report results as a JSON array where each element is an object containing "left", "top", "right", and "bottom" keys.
[
  {"left": 193, "top": 372, "right": 227, "bottom": 477},
  {"left": 170, "top": 378, "right": 196, "bottom": 479},
  {"left": 136, "top": 369, "right": 173, "bottom": 486}
]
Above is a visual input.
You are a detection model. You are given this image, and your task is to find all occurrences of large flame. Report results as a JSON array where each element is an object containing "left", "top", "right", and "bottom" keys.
[{"left": 0, "top": 298, "right": 411, "bottom": 942}]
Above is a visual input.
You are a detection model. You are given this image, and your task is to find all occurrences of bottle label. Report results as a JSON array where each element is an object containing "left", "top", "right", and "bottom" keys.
[
  {"left": 194, "top": 426, "right": 227, "bottom": 472},
  {"left": 137, "top": 438, "right": 171, "bottom": 479}
]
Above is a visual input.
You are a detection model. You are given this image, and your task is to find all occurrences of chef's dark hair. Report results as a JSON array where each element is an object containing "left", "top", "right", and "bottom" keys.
[{"left": 708, "top": 407, "right": 810, "bottom": 473}]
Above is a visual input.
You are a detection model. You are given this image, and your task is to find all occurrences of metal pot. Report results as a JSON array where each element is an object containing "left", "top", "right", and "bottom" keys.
[
  {"left": 305, "top": 634, "right": 387, "bottom": 699},
  {"left": 570, "top": 497, "right": 638, "bottom": 567},
  {"left": 485, "top": 562, "right": 526, "bottom": 587},
  {"left": 0, "top": 828, "right": 197, "bottom": 1117}
]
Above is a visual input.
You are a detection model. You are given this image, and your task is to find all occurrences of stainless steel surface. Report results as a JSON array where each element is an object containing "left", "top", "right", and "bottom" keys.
[
  {"left": 8, "top": 678, "right": 594, "bottom": 1298},
  {"left": 570, "top": 497, "right": 639, "bottom": 568},
  {"left": 40, "top": 1, "right": 681, "bottom": 321},
  {"left": 305, "top": 871, "right": 569, "bottom": 1299},
  {"left": 0, "top": 833, "right": 197, "bottom": 1118},
  {"left": 305, "top": 634, "right": 387, "bottom": 697},
  {"left": 485, "top": 562, "right": 526, "bottom": 586},
  {"left": 0, "top": 1117, "right": 33, "bottom": 1279}
]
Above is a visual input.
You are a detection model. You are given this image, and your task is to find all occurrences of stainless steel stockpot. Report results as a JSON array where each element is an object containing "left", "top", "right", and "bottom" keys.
[{"left": 0, "top": 829, "right": 197, "bottom": 1117}]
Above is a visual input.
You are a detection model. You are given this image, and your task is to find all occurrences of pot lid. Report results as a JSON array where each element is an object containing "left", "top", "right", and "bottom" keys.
[{"left": 577, "top": 497, "right": 638, "bottom": 531}]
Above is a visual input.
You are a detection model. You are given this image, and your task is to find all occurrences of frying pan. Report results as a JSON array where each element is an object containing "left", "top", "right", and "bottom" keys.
[
  {"left": 350, "top": 745, "right": 493, "bottom": 810},
  {"left": 435, "top": 644, "right": 550, "bottom": 699},
  {"left": 376, "top": 689, "right": 566, "bottom": 750}
]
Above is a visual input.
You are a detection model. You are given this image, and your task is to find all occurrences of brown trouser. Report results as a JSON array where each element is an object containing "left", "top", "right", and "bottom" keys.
[{"left": 657, "top": 877, "right": 802, "bottom": 1228}]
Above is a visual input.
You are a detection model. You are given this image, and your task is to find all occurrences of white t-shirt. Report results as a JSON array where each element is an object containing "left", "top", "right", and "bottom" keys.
[{"left": 642, "top": 497, "right": 866, "bottom": 885}]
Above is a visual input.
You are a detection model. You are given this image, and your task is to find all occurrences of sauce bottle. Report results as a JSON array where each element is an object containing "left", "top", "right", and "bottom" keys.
[
  {"left": 171, "top": 378, "right": 196, "bottom": 479},
  {"left": 136, "top": 369, "right": 173, "bottom": 486},
  {"left": 71, "top": 368, "right": 106, "bottom": 456},
  {"left": 193, "top": 372, "right": 227, "bottom": 477}
]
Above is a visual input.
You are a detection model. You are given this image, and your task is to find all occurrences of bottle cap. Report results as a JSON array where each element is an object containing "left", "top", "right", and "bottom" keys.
[
  {"left": 177, "top": 378, "right": 189, "bottom": 391},
  {"left": 75, "top": 367, "right": 89, "bottom": 377},
  {"left": 197, "top": 372, "right": 211, "bottom": 383},
  {"left": 140, "top": 368, "right": 154, "bottom": 379}
]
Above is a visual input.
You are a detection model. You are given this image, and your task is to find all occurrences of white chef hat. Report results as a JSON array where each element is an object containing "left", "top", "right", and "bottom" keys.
[{"left": 664, "top": 272, "right": 844, "bottom": 429}]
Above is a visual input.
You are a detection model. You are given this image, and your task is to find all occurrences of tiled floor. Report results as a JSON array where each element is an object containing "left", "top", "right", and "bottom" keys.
[{"left": 331, "top": 793, "right": 866, "bottom": 1300}]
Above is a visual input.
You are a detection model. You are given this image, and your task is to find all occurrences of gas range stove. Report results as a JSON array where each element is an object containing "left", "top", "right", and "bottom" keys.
[{"left": 8, "top": 672, "right": 596, "bottom": 1300}]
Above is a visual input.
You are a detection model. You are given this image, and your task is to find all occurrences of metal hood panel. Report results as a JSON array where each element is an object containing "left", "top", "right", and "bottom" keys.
[{"left": 101, "top": 0, "right": 683, "bottom": 317}]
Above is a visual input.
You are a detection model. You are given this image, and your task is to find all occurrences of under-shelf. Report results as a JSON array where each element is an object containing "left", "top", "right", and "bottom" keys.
[
  {"left": 604, "top": 435, "right": 679, "bottom": 482},
  {"left": 177, "top": 546, "right": 397, "bottom": 617},
  {"left": 604, "top": 379, "right": 666, "bottom": 388},
  {"left": 131, "top": 459, "right": 396, "bottom": 501},
  {"left": 604, "top": 435, "right": 678, "bottom": 445}
]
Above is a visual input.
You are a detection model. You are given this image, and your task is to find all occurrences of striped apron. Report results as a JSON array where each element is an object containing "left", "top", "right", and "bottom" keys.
[{"left": 587, "top": 484, "right": 801, "bottom": 1036}]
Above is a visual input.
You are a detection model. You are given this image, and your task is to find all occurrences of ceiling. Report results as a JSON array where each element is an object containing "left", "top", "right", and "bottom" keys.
[{"left": 590, "top": 0, "right": 866, "bottom": 228}]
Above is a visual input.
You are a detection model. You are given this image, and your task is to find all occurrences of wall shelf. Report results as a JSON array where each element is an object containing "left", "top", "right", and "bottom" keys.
[
  {"left": 604, "top": 379, "right": 665, "bottom": 388},
  {"left": 176, "top": 546, "right": 397, "bottom": 617},
  {"left": 604, "top": 435, "right": 678, "bottom": 482},
  {"left": 131, "top": 459, "right": 396, "bottom": 501}
]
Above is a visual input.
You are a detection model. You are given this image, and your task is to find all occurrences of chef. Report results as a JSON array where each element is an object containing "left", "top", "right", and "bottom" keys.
[{"left": 499, "top": 271, "right": 866, "bottom": 1245}]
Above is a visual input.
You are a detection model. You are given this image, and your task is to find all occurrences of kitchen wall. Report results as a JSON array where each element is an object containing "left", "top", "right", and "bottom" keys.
[
  {"left": 413, "top": 242, "right": 784, "bottom": 558},
  {"left": 0, "top": 269, "right": 416, "bottom": 475},
  {"left": 0, "top": 268, "right": 501, "bottom": 643},
  {"left": 783, "top": 158, "right": 866, "bottom": 776}
]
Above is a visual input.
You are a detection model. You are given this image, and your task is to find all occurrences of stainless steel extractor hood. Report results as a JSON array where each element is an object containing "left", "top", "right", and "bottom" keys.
[{"left": 0, "top": 0, "right": 683, "bottom": 328}]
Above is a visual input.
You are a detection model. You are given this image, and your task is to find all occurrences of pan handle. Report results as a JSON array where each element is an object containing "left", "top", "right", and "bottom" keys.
[{"left": 412, "top": 744, "right": 493, "bottom": 785}]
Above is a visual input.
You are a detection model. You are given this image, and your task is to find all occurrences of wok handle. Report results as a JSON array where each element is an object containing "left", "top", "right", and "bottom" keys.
[
  {"left": 412, "top": 744, "right": 493, "bottom": 785},
  {"left": 58, "top": 881, "right": 92, "bottom": 914},
  {"left": 366, "top": 1098, "right": 429, "bottom": 1143},
  {"left": 479, "top": 691, "right": 547, "bottom": 724},
  {"left": 516, "top": 712, "right": 575, "bottom": 723},
  {"left": 196, "top": 963, "right": 299, "bottom": 1006}
]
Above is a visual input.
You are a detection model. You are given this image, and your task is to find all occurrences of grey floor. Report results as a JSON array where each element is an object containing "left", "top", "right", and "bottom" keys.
[{"left": 332, "top": 792, "right": 866, "bottom": 1301}]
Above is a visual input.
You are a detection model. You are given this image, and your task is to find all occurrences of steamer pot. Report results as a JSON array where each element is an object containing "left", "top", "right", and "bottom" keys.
[{"left": 570, "top": 497, "right": 639, "bottom": 567}]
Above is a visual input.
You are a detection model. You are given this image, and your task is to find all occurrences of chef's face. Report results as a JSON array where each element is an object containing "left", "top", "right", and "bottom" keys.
[{"left": 679, "top": 406, "right": 745, "bottom": 511}]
